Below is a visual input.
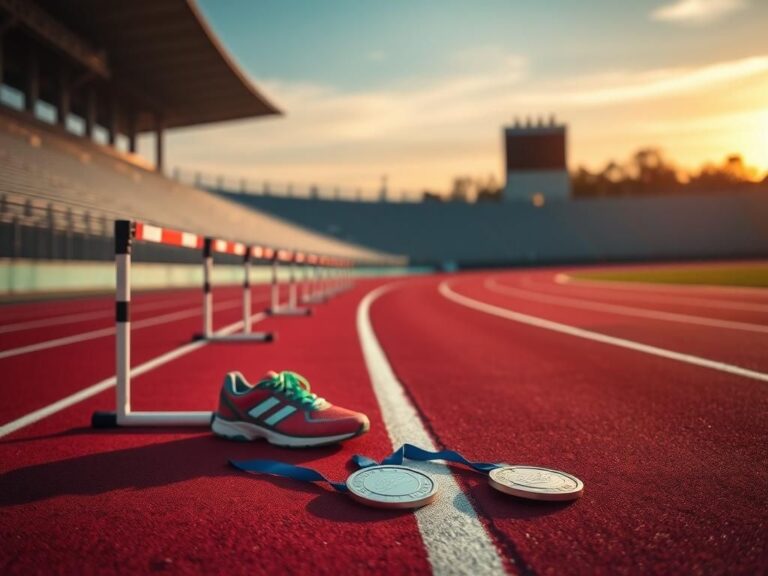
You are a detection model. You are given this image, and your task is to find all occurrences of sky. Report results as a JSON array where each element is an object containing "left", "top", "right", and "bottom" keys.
[{"left": 154, "top": 0, "right": 768, "bottom": 197}]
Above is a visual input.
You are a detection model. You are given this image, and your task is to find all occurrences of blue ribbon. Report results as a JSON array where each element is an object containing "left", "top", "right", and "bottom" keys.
[
  {"left": 352, "top": 443, "right": 503, "bottom": 474},
  {"left": 229, "top": 444, "right": 504, "bottom": 493},
  {"left": 229, "top": 459, "right": 349, "bottom": 492}
]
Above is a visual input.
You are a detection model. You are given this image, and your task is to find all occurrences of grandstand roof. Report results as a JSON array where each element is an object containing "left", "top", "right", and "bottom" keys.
[{"left": 35, "top": 0, "right": 281, "bottom": 131}]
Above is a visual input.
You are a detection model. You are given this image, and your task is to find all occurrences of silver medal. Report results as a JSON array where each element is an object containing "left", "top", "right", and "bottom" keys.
[{"left": 346, "top": 465, "right": 438, "bottom": 509}]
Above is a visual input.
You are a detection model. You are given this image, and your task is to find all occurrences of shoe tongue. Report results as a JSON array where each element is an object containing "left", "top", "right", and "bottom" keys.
[{"left": 255, "top": 370, "right": 280, "bottom": 389}]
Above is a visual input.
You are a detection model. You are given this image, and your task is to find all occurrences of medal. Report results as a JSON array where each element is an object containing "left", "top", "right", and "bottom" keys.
[
  {"left": 229, "top": 458, "right": 438, "bottom": 509},
  {"left": 488, "top": 466, "right": 583, "bottom": 501},
  {"left": 229, "top": 443, "right": 583, "bottom": 508},
  {"left": 353, "top": 444, "right": 584, "bottom": 502},
  {"left": 346, "top": 465, "right": 438, "bottom": 509}
]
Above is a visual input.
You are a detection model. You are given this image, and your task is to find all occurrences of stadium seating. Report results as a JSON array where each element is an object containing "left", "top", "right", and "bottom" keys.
[
  {"left": 215, "top": 188, "right": 768, "bottom": 266},
  {"left": 0, "top": 111, "right": 395, "bottom": 264}
]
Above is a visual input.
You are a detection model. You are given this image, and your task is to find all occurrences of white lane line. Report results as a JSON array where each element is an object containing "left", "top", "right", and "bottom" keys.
[
  {"left": 357, "top": 283, "right": 506, "bottom": 575},
  {"left": 0, "top": 297, "right": 268, "bottom": 360},
  {"left": 0, "top": 309, "right": 113, "bottom": 334},
  {"left": 0, "top": 312, "right": 267, "bottom": 439},
  {"left": 485, "top": 278, "right": 768, "bottom": 334},
  {"left": 440, "top": 281, "right": 768, "bottom": 384},
  {"left": 0, "top": 294, "right": 212, "bottom": 335},
  {"left": 524, "top": 275, "right": 768, "bottom": 314}
]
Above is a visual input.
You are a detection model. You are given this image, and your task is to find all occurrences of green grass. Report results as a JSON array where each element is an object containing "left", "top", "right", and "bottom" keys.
[{"left": 571, "top": 263, "right": 768, "bottom": 288}]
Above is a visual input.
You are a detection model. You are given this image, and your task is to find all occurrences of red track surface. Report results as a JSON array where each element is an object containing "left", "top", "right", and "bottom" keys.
[{"left": 1, "top": 265, "right": 767, "bottom": 575}]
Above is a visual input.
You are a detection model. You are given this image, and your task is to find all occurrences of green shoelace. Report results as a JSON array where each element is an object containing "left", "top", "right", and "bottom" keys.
[{"left": 259, "top": 371, "right": 323, "bottom": 409}]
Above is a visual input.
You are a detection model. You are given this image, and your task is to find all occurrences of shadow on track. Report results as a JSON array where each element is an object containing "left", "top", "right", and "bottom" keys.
[
  {"left": 306, "top": 492, "right": 412, "bottom": 523},
  {"left": 460, "top": 478, "right": 577, "bottom": 520},
  {"left": 0, "top": 427, "right": 341, "bottom": 507}
]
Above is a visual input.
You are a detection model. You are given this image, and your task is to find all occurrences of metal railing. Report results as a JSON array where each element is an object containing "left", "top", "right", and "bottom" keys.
[
  {"left": 172, "top": 168, "right": 425, "bottom": 204},
  {"left": 0, "top": 194, "right": 113, "bottom": 260}
]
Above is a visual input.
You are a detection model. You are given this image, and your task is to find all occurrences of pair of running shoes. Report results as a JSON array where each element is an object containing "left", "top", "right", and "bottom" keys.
[{"left": 211, "top": 370, "right": 369, "bottom": 447}]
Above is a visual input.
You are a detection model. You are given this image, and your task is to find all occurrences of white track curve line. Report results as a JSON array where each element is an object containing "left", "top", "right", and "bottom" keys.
[
  {"left": 0, "top": 312, "right": 267, "bottom": 439},
  {"left": 0, "top": 298, "right": 254, "bottom": 360},
  {"left": 440, "top": 281, "right": 768, "bottom": 384},
  {"left": 357, "top": 283, "right": 506, "bottom": 576},
  {"left": 522, "top": 276, "right": 768, "bottom": 314},
  {"left": 556, "top": 273, "right": 768, "bottom": 297},
  {"left": 484, "top": 278, "right": 768, "bottom": 334}
]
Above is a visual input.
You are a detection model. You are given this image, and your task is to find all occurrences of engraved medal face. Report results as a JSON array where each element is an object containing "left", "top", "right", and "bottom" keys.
[
  {"left": 488, "top": 466, "right": 584, "bottom": 501},
  {"left": 346, "top": 465, "right": 438, "bottom": 509}
]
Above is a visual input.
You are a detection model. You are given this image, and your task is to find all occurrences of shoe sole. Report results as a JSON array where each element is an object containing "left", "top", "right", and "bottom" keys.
[{"left": 211, "top": 415, "right": 369, "bottom": 448}]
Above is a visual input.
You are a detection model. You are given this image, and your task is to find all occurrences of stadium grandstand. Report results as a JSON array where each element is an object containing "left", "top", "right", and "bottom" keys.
[
  {"left": 0, "top": 0, "right": 402, "bottom": 274},
  {"left": 211, "top": 186, "right": 768, "bottom": 267}
]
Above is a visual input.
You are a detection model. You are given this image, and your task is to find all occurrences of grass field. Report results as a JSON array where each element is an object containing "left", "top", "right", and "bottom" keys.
[{"left": 571, "top": 262, "right": 768, "bottom": 288}]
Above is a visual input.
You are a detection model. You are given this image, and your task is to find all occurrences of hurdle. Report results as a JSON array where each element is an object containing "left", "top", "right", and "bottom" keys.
[
  {"left": 267, "top": 249, "right": 312, "bottom": 316},
  {"left": 194, "top": 237, "right": 274, "bottom": 341},
  {"left": 91, "top": 220, "right": 272, "bottom": 428},
  {"left": 302, "top": 254, "right": 328, "bottom": 305}
]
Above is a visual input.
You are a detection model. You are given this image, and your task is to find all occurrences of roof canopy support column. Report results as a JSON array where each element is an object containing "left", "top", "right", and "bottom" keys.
[
  {"left": 127, "top": 113, "right": 137, "bottom": 153},
  {"left": 108, "top": 95, "right": 118, "bottom": 146},
  {"left": 155, "top": 114, "right": 164, "bottom": 172},
  {"left": 84, "top": 87, "right": 96, "bottom": 138},
  {"left": 57, "top": 65, "right": 70, "bottom": 128},
  {"left": 25, "top": 46, "right": 38, "bottom": 114}
]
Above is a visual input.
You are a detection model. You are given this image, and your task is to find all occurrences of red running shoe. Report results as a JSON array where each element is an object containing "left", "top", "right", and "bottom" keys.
[{"left": 211, "top": 370, "right": 370, "bottom": 447}]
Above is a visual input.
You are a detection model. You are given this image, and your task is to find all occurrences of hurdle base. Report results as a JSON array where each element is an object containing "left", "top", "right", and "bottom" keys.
[
  {"left": 91, "top": 411, "right": 118, "bottom": 428},
  {"left": 92, "top": 411, "right": 214, "bottom": 428},
  {"left": 267, "top": 306, "right": 312, "bottom": 317},
  {"left": 301, "top": 295, "right": 327, "bottom": 305},
  {"left": 192, "top": 332, "right": 275, "bottom": 342}
]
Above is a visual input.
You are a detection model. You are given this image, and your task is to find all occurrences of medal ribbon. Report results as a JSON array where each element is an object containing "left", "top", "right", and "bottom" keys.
[
  {"left": 230, "top": 444, "right": 503, "bottom": 491},
  {"left": 229, "top": 458, "right": 349, "bottom": 492},
  {"left": 353, "top": 443, "right": 502, "bottom": 474}
]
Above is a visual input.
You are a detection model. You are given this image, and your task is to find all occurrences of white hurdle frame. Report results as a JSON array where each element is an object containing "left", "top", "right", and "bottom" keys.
[
  {"left": 302, "top": 255, "right": 326, "bottom": 304},
  {"left": 196, "top": 237, "right": 273, "bottom": 342},
  {"left": 92, "top": 220, "right": 272, "bottom": 428},
  {"left": 267, "top": 249, "right": 312, "bottom": 316}
]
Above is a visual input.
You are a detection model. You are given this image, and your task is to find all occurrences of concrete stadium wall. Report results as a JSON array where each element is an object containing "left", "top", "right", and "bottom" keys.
[
  {"left": 504, "top": 170, "right": 570, "bottom": 201},
  {"left": 215, "top": 191, "right": 768, "bottom": 266},
  {"left": 0, "top": 259, "right": 421, "bottom": 295}
]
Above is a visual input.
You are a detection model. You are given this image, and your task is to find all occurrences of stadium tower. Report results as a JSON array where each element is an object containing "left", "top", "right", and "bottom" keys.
[{"left": 503, "top": 116, "right": 571, "bottom": 202}]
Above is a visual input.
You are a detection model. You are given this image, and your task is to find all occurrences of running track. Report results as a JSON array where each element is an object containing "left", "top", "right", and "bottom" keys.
[{"left": 1, "top": 265, "right": 766, "bottom": 575}]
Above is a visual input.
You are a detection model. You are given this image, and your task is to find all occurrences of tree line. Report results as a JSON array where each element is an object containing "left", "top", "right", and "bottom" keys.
[{"left": 423, "top": 149, "right": 768, "bottom": 202}]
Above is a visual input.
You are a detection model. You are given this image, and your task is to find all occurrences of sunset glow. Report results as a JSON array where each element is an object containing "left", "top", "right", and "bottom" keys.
[{"left": 148, "top": 0, "right": 768, "bottom": 195}]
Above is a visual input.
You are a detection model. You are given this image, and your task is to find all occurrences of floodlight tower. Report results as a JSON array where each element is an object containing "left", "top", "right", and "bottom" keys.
[{"left": 503, "top": 115, "right": 570, "bottom": 202}]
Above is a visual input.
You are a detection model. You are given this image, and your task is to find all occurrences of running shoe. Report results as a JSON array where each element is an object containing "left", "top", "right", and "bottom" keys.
[{"left": 211, "top": 370, "right": 370, "bottom": 447}]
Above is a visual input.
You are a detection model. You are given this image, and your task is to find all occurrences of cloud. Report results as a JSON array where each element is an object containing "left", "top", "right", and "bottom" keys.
[
  {"left": 553, "top": 56, "right": 768, "bottom": 106},
  {"left": 166, "top": 54, "right": 768, "bottom": 192},
  {"left": 651, "top": 0, "right": 747, "bottom": 24},
  {"left": 366, "top": 50, "right": 387, "bottom": 63}
]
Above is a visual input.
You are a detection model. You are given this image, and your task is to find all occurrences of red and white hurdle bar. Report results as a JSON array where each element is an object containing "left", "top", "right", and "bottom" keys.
[
  {"left": 92, "top": 219, "right": 355, "bottom": 428},
  {"left": 307, "top": 255, "right": 353, "bottom": 304}
]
